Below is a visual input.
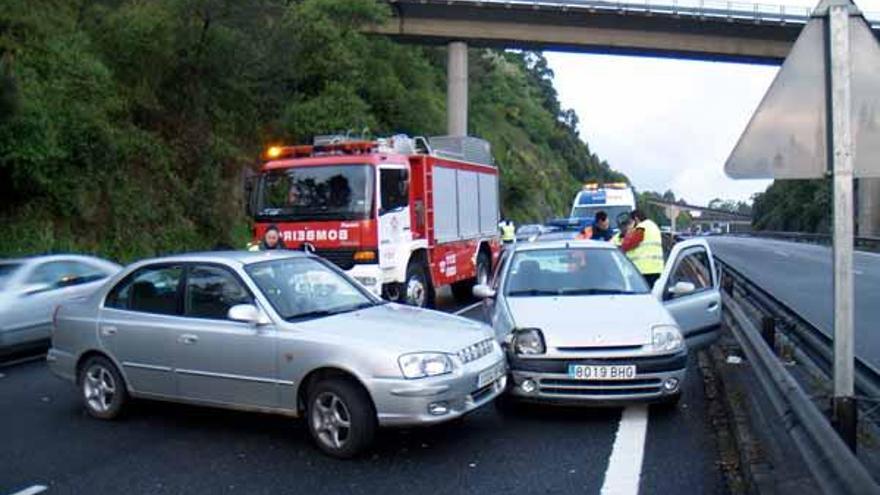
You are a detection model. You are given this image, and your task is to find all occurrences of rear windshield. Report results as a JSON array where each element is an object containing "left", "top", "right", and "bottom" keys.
[{"left": 0, "top": 263, "right": 22, "bottom": 289}]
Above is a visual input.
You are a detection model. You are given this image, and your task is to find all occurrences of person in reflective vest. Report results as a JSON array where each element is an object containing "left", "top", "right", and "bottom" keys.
[
  {"left": 500, "top": 220, "right": 516, "bottom": 244},
  {"left": 620, "top": 210, "right": 664, "bottom": 286},
  {"left": 610, "top": 217, "right": 633, "bottom": 246}
]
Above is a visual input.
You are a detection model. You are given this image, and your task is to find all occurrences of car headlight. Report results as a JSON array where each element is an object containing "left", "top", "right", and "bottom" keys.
[
  {"left": 652, "top": 325, "right": 684, "bottom": 353},
  {"left": 398, "top": 353, "right": 454, "bottom": 379},
  {"left": 512, "top": 328, "right": 546, "bottom": 355}
]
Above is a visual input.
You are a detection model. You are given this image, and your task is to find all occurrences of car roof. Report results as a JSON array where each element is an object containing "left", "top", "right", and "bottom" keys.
[
  {"left": 512, "top": 239, "right": 617, "bottom": 252},
  {"left": 134, "top": 250, "right": 310, "bottom": 267}
]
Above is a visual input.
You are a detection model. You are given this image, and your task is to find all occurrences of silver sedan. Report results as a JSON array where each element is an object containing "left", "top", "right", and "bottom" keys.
[
  {"left": 48, "top": 251, "right": 506, "bottom": 458},
  {"left": 473, "top": 239, "right": 721, "bottom": 406},
  {"left": 1, "top": 254, "right": 121, "bottom": 356}
]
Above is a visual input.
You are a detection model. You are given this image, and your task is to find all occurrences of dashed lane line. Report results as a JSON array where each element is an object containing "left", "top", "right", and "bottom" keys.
[
  {"left": 8, "top": 485, "right": 48, "bottom": 495},
  {"left": 600, "top": 405, "right": 649, "bottom": 495}
]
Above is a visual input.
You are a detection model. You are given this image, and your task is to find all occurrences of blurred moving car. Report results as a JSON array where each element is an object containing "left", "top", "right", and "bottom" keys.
[
  {"left": 48, "top": 251, "right": 506, "bottom": 458},
  {"left": 473, "top": 239, "right": 720, "bottom": 406},
  {"left": 0, "top": 255, "right": 121, "bottom": 356}
]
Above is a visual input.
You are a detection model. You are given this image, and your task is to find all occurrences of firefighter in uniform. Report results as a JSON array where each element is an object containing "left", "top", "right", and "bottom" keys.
[{"left": 620, "top": 210, "right": 664, "bottom": 286}]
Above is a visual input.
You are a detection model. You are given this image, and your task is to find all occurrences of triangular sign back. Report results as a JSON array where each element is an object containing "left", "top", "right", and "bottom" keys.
[{"left": 725, "top": 8, "right": 880, "bottom": 179}]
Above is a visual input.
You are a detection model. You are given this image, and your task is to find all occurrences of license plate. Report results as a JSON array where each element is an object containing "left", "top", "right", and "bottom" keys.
[
  {"left": 478, "top": 363, "right": 505, "bottom": 388},
  {"left": 567, "top": 364, "right": 636, "bottom": 381}
]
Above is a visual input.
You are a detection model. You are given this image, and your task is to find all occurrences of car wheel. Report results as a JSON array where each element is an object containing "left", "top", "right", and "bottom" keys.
[
  {"left": 79, "top": 355, "right": 128, "bottom": 420},
  {"left": 403, "top": 259, "right": 435, "bottom": 308},
  {"left": 307, "top": 378, "right": 376, "bottom": 459}
]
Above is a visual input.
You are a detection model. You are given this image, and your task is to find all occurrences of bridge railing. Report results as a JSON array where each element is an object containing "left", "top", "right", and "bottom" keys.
[
  {"left": 715, "top": 256, "right": 880, "bottom": 493},
  {"left": 458, "top": 0, "right": 880, "bottom": 27}
]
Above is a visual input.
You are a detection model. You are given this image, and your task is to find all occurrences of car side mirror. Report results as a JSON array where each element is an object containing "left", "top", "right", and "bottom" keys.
[
  {"left": 20, "top": 282, "right": 52, "bottom": 296},
  {"left": 668, "top": 281, "right": 696, "bottom": 297},
  {"left": 228, "top": 304, "right": 271, "bottom": 325},
  {"left": 473, "top": 284, "right": 496, "bottom": 299}
]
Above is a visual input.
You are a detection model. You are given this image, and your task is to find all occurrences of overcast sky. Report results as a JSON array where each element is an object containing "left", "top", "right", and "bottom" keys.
[{"left": 545, "top": 0, "right": 879, "bottom": 206}]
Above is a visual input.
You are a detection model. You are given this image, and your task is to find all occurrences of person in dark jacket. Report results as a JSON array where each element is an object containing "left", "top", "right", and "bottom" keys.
[
  {"left": 590, "top": 211, "right": 614, "bottom": 241},
  {"left": 259, "top": 225, "right": 287, "bottom": 250}
]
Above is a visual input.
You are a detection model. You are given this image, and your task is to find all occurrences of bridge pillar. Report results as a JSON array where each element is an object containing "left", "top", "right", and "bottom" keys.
[
  {"left": 857, "top": 178, "right": 880, "bottom": 237},
  {"left": 446, "top": 41, "right": 468, "bottom": 137}
]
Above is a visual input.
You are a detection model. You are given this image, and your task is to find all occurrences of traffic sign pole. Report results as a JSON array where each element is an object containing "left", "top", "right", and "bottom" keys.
[{"left": 826, "top": 1, "right": 857, "bottom": 451}]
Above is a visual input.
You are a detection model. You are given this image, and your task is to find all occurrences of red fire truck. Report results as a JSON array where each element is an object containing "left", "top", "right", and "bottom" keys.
[{"left": 247, "top": 134, "right": 501, "bottom": 308}]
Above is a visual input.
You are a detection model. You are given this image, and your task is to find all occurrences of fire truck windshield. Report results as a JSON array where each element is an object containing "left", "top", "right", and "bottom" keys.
[{"left": 255, "top": 164, "right": 374, "bottom": 221}]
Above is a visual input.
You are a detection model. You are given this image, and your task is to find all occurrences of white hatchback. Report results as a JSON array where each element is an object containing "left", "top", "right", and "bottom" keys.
[{"left": 473, "top": 239, "right": 721, "bottom": 405}]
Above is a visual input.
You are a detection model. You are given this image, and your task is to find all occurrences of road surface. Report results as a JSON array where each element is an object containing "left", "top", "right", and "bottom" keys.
[
  {"left": 708, "top": 236, "right": 880, "bottom": 371},
  {"left": 0, "top": 300, "right": 728, "bottom": 495}
]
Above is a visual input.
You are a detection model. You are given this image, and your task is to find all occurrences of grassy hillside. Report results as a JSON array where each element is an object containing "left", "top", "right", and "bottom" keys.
[{"left": 0, "top": 0, "right": 625, "bottom": 262}]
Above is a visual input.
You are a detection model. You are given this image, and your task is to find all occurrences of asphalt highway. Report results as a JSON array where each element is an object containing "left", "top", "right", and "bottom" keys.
[
  {"left": 0, "top": 293, "right": 729, "bottom": 495},
  {"left": 708, "top": 236, "right": 880, "bottom": 371}
]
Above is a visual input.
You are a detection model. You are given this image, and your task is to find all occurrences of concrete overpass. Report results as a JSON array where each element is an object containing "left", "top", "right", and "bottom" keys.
[
  {"left": 369, "top": 0, "right": 880, "bottom": 235},
  {"left": 375, "top": 0, "right": 880, "bottom": 64}
]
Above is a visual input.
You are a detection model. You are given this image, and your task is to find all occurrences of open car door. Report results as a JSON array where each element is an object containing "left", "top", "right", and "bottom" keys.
[{"left": 651, "top": 238, "right": 721, "bottom": 350}]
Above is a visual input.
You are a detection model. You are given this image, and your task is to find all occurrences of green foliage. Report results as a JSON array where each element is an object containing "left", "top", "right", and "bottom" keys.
[
  {"left": 0, "top": 0, "right": 621, "bottom": 261},
  {"left": 752, "top": 179, "right": 831, "bottom": 233}
]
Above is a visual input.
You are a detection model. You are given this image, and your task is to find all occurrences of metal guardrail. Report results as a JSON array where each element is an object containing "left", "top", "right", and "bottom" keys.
[
  {"left": 736, "top": 231, "right": 880, "bottom": 252},
  {"left": 716, "top": 256, "right": 880, "bottom": 494},
  {"left": 436, "top": 0, "right": 880, "bottom": 28}
]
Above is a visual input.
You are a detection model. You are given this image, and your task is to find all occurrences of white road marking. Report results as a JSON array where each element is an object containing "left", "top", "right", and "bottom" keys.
[
  {"left": 600, "top": 406, "right": 649, "bottom": 495},
  {"left": 453, "top": 301, "right": 483, "bottom": 316},
  {"left": 854, "top": 269, "right": 864, "bottom": 276},
  {"left": 773, "top": 250, "right": 791, "bottom": 258},
  {"left": 9, "top": 485, "right": 48, "bottom": 495}
]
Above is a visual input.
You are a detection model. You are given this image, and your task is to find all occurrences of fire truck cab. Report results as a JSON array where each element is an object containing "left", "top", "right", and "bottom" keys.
[{"left": 247, "top": 134, "right": 501, "bottom": 308}]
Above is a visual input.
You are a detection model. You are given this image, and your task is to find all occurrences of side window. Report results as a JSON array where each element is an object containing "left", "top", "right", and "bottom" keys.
[
  {"left": 106, "top": 265, "right": 183, "bottom": 316},
  {"left": 668, "top": 247, "right": 713, "bottom": 298},
  {"left": 185, "top": 265, "right": 253, "bottom": 320},
  {"left": 380, "top": 168, "right": 409, "bottom": 213},
  {"left": 65, "top": 261, "right": 112, "bottom": 286},
  {"left": 27, "top": 261, "right": 72, "bottom": 289}
]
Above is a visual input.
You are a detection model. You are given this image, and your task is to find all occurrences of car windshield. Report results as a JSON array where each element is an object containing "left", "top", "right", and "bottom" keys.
[
  {"left": 245, "top": 257, "right": 379, "bottom": 321},
  {"left": 255, "top": 164, "right": 374, "bottom": 221},
  {"left": 504, "top": 248, "right": 649, "bottom": 297},
  {"left": 570, "top": 205, "right": 632, "bottom": 229},
  {"left": 0, "top": 262, "right": 21, "bottom": 289}
]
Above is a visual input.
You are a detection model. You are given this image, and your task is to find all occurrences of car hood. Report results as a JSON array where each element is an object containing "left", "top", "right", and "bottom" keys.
[
  {"left": 505, "top": 294, "right": 675, "bottom": 348},
  {"left": 290, "top": 303, "right": 492, "bottom": 353}
]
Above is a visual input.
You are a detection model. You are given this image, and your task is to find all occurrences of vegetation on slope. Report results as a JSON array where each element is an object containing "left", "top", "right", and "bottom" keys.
[{"left": 0, "top": 0, "right": 623, "bottom": 261}]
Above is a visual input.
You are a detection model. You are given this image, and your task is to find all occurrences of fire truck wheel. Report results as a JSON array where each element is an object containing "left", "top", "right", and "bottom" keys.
[
  {"left": 451, "top": 251, "right": 490, "bottom": 303},
  {"left": 404, "top": 260, "right": 435, "bottom": 308}
]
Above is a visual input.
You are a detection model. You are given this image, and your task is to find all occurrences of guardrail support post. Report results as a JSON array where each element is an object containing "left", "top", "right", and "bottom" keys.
[
  {"left": 832, "top": 397, "right": 858, "bottom": 451},
  {"left": 761, "top": 317, "right": 776, "bottom": 350}
]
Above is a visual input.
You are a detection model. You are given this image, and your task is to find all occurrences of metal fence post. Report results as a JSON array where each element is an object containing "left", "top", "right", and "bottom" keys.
[{"left": 826, "top": 1, "right": 858, "bottom": 451}]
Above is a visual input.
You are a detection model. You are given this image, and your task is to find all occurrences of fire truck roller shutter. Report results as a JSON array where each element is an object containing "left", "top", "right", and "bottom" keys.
[
  {"left": 432, "top": 166, "right": 459, "bottom": 242},
  {"left": 477, "top": 174, "right": 498, "bottom": 236},
  {"left": 457, "top": 171, "right": 480, "bottom": 239}
]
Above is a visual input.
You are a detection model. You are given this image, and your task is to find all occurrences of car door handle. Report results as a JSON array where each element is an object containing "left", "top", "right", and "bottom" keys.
[
  {"left": 707, "top": 302, "right": 719, "bottom": 311},
  {"left": 178, "top": 334, "right": 199, "bottom": 345},
  {"left": 101, "top": 326, "right": 118, "bottom": 336}
]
